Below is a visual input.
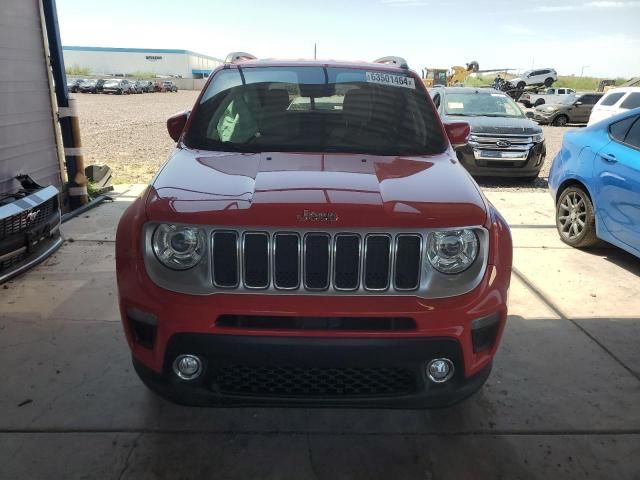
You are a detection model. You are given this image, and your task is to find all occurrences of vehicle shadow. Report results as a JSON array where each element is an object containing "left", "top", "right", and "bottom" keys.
[
  {"left": 582, "top": 244, "right": 640, "bottom": 277},
  {"left": 475, "top": 176, "right": 549, "bottom": 189}
]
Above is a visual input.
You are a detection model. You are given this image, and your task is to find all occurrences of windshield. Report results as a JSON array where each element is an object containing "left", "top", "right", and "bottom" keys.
[
  {"left": 443, "top": 91, "right": 524, "bottom": 118},
  {"left": 104, "top": 80, "right": 119, "bottom": 86},
  {"left": 186, "top": 66, "right": 446, "bottom": 156}
]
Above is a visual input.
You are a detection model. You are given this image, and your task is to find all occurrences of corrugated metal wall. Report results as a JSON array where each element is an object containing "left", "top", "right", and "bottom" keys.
[{"left": 0, "top": 0, "right": 62, "bottom": 194}]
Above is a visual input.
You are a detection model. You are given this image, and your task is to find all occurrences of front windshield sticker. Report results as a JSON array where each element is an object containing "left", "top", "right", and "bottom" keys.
[
  {"left": 447, "top": 102, "right": 464, "bottom": 109},
  {"left": 366, "top": 72, "right": 415, "bottom": 89}
]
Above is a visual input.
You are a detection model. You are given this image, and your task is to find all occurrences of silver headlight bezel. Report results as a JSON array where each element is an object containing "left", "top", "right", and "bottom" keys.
[
  {"left": 151, "top": 224, "right": 206, "bottom": 270},
  {"left": 426, "top": 229, "right": 480, "bottom": 275}
]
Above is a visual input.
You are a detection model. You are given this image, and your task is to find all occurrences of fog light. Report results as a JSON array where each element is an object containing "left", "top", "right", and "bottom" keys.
[
  {"left": 173, "top": 354, "right": 202, "bottom": 380},
  {"left": 426, "top": 358, "right": 455, "bottom": 383}
]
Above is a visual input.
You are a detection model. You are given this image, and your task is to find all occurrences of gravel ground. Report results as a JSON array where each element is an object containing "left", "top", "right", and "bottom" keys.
[
  {"left": 76, "top": 90, "right": 200, "bottom": 184},
  {"left": 75, "top": 91, "right": 579, "bottom": 190}
]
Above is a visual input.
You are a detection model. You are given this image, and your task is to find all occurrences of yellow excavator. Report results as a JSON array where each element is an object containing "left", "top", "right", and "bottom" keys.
[{"left": 422, "top": 61, "right": 510, "bottom": 88}]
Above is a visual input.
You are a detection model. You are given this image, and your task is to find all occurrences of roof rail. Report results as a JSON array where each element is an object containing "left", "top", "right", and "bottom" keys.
[
  {"left": 373, "top": 56, "right": 409, "bottom": 69},
  {"left": 224, "top": 52, "right": 258, "bottom": 64}
]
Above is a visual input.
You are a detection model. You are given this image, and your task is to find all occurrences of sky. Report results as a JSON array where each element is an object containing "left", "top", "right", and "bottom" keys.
[{"left": 56, "top": 0, "right": 640, "bottom": 78}]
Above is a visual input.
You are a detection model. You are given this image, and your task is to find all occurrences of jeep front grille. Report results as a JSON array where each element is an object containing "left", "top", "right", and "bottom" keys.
[
  {"left": 211, "top": 230, "right": 422, "bottom": 293},
  {"left": 143, "top": 225, "right": 490, "bottom": 299}
]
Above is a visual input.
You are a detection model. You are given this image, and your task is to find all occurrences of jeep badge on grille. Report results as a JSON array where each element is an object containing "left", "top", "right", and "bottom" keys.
[{"left": 297, "top": 210, "right": 338, "bottom": 223}]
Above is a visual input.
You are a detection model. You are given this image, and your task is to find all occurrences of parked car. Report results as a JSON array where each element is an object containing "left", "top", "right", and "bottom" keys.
[
  {"left": 102, "top": 79, "right": 132, "bottom": 95},
  {"left": 78, "top": 79, "right": 98, "bottom": 93},
  {"left": 137, "top": 80, "right": 154, "bottom": 93},
  {"left": 510, "top": 69, "right": 557, "bottom": 90},
  {"left": 430, "top": 87, "right": 546, "bottom": 180},
  {"left": 520, "top": 87, "right": 576, "bottom": 108},
  {"left": 130, "top": 81, "right": 144, "bottom": 94},
  {"left": 549, "top": 107, "right": 640, "bottom": 256},
  {"left": 116, "top": 56, "right": 513, "bottom": 408},
  {"left": 587, "top": 87, "right": 640, "bottom": 126},
  {"left": 93, "top": 78, "right": 106, "bottom": 93},
  {"left": 66, "top": 78, "right": 85, "bottom": 93},
  {"left": 534, "top": 92, "right": 604, "bottom": 126},
  {"left": 162, "top": 80, "right": 178, "bottom": 92},
  {"left": 153, "top": 80, "right": 167, "bottom": 92}
]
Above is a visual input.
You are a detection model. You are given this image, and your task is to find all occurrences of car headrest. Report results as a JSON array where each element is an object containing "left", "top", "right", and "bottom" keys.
[
  {"left": 343, "top": 88, "right": 374, "bottom": 126},
  {"left": 262, "top": 88, "right": 290, "bottom": 112}
]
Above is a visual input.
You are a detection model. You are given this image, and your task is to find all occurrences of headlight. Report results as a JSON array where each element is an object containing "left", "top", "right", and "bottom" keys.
[
  {"left": 426, "top": 229, "right": 479, "bottom": 274},
  {"left": 531, "top": 132, "right": 544, "bottom": 142},
  {"left": 152, "top": 224, "right": 206, "bottom": 270}
]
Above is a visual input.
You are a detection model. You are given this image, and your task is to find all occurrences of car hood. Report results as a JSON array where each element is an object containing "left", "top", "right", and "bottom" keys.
[
  {"left": 145, "top": 149, "right": 488, "bottom": 229},
  {"left": 442, "top": 115, "right": 542, "bottom": 135}
]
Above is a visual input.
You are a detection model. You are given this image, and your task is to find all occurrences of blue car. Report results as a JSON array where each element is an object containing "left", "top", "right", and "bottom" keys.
[{"left": 549, "top": 108, "right": 640, "bottom": 257}]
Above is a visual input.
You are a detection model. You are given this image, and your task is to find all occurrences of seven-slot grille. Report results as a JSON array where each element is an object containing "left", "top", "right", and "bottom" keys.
[{"left": 211, "top": 231, "right": 423, "bottom": 293}]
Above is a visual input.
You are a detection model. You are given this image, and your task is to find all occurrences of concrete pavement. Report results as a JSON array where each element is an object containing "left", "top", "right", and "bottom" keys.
[{"left": 0, "top": 185, "right": 639, "bottom": 479}]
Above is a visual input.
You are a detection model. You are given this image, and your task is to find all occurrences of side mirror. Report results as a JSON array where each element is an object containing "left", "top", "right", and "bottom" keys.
[
  {"left": 444, "top": 122, "right": 470, "bottom": 148},
  {"left": 167, "top": 111, "right": 189, "bottom": 142},
  {"left": 525, "top": 111, "right": 534, "bottom": 119}
]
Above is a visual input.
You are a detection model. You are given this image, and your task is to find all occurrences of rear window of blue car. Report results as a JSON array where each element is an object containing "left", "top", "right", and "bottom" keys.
[{"left": 609, "top": 115, "right": 639, "bottom": 144}]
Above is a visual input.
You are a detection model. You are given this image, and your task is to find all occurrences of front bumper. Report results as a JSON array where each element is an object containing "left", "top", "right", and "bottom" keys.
[
  {"left": 1, "top": 185, "right": 63, "bottom": 283},
  {"left": 116, "top": 195, "right": 512, "bottom": 408},
  {"left": 133, "top": 334, "right": 493, "bottom": 408},
  {"left": 455, "top": 141, "right": 546, "bottom": 177},
  {"left": 533, "top": 112, "right": 556, "bottom": 125}
]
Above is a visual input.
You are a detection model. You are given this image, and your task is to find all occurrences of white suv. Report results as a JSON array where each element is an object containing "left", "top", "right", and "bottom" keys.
[
  {"left": 510, "top": 68, "right": 557, "bottom": 89},
  {"left": 587, "top": 87, "right": 640, "bottom": 126}
]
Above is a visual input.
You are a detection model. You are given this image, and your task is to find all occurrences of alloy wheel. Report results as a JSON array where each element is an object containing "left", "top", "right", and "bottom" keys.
[{"left": 558, "top": 191, "right": 587, "bottom": 240}]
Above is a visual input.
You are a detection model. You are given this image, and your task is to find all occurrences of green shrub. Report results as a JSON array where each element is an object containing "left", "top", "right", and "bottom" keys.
[
  {"left": 65, "top": 64, "right": 91, "bottom": 76},
  {"left": 129, "top": 71, "right": 157, "bottom": 80}
]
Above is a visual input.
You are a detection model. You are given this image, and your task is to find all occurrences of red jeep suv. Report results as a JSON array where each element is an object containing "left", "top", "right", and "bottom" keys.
[{"left": 116, "top": 54, "right": 512, "bottom": 408}]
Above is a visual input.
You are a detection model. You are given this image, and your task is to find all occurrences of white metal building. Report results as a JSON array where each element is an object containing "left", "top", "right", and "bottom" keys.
[
  {"left": 62, "top": 46, "right": 223, "bottom": 79},
  {"left": 1, "top": 0, "right": 63, "bottom": 194}
]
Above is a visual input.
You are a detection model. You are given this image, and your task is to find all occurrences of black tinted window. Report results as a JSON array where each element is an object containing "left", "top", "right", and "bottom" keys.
[
  {"left": 187, "top": 66, "right": 446, "bottom": 156},
  {"left": 609, "top": 116, "right": 637, "bottom": 142},
  {"left": 600, "top": 92, "right": 625, "bottom": 106},
  {"left": 580, "top": 95, "right": 601, "bottom": 105},
  {"left": 621, "top": 92, "right": 640, "bottom": 110},
  {"left": 624, "top": 118, "right": 640, "bottom": 149}
]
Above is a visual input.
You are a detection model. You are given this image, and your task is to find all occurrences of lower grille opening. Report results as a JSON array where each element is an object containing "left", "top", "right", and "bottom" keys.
[
  {"left": 216, "top": 315, "right": 417, "bottom": 331},
  {"left": 212, "top": 365, "right": 417, "bottom": 397},
  {"left": 128, "top": 315, "right": 157, "bottom": 349},
  {"left": 471, "top": 314, "right": 501, "bottom": 353}
]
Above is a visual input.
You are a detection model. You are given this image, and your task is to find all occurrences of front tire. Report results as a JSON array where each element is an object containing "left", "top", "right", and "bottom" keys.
[
  {"left": 556, "top": 186, "right": 599, "bottom": 248},
  {"left": 517, "top": 81, "right": 526, "bottom": 89},
  {"left": 544, "top": 77, "right": 554, "bottom": 87},
  {"left": 552, "top": 115, "right": 568, "bottom": 127}
]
